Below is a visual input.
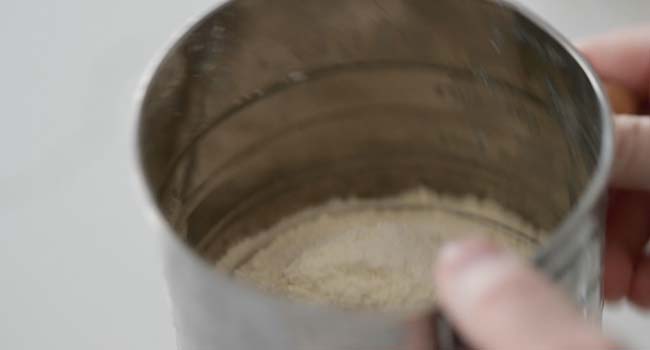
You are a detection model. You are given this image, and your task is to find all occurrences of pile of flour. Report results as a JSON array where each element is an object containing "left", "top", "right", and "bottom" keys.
[{"left": 218, "top": 189, "right": 541, "bottom": 312}]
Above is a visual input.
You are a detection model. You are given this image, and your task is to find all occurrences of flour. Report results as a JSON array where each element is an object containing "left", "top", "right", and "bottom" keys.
[{"left": 218, "top": 188, "right": 542, "bottom": 312}]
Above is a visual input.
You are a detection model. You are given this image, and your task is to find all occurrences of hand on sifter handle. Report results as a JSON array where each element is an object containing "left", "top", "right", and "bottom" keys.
[{"left": 433, "top": 26, "right": 650, "bottom": 350}]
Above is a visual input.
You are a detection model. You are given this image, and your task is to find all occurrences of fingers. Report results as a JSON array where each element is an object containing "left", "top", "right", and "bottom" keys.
[
  {"left": 434, "top": 240, "right": 613, "bottom": 350},
  {"left": 579, "top": 26, "right": 650, "bottom": 98},
  {"left": 579, "top": 28, "right": 650, "bottom": 190},
  {"left": 612, "top": 115, "right": 650, "bottom": 191}
]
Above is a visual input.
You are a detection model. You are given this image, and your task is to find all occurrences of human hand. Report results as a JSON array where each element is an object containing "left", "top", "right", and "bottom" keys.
[
  {"left": 579, "top": 26, "right": 650, "bottom": 307},
  {"left": 433, "top": 240, "right": 614, "bottom": 350},
  {"left": 431, "top": 27, "right": 650, "bottom": 349}
]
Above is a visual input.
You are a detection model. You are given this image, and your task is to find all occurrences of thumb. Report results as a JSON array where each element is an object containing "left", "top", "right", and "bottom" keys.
[
  {"left": 434, "top": 240, "right": 614, "bottom": 350},
  {"left": 612, "top": 115, "right": 650, "bottom": 191}
]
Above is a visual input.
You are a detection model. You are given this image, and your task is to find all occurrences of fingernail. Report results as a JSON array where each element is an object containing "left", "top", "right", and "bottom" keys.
[
  {"left": 435, "top": 239, "right": 504, "bottom": 280},
  {"left": 435, "top": 239, "right": 519, "bottom": 308}
]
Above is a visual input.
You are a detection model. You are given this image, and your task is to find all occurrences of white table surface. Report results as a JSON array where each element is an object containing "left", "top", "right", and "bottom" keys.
[{"left": 1, "top": 0, "right": 648, "bottom": 349}]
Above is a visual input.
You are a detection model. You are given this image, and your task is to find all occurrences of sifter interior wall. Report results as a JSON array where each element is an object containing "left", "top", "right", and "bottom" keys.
[{"left": 136, "top": 0, "right": 610, "bottom": 349}]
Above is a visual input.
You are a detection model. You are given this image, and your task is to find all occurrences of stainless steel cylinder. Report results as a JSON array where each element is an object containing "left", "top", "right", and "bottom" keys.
[{"left": 135, "top": 0, "right": 613, "bottom": 348}]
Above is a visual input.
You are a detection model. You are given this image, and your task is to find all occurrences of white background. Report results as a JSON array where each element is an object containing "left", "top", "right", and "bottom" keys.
[{"left": 0, "top": 0, "right": 648, "bottom": 349}]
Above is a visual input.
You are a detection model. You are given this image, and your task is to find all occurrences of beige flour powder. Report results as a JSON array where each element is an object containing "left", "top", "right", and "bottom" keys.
[{"left": 218, "top": 189, "right": 542, "bottom": 312}]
